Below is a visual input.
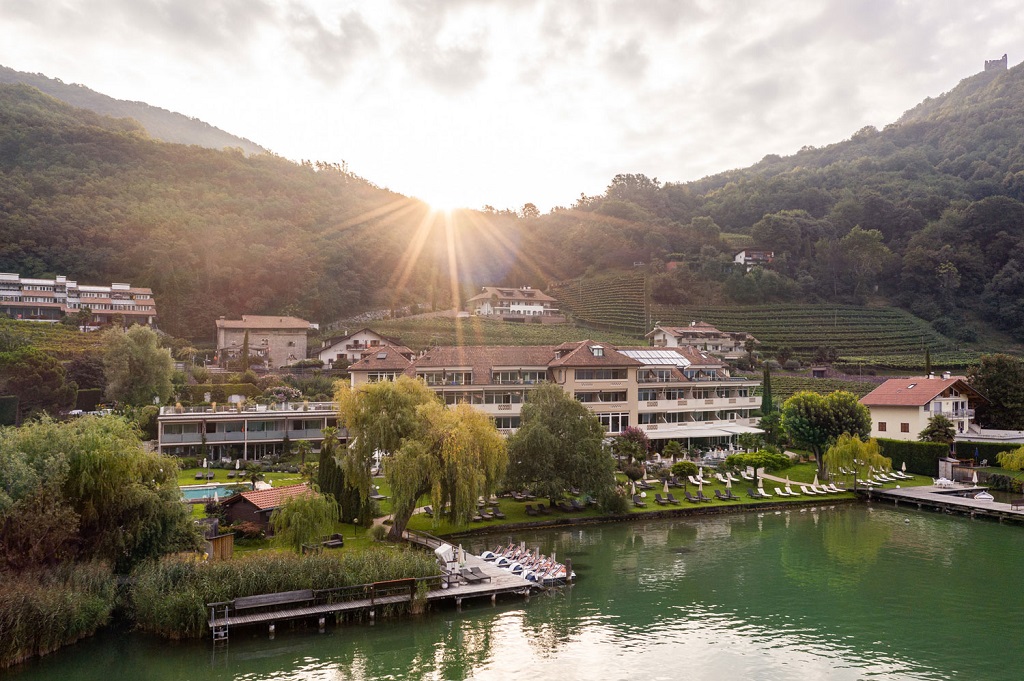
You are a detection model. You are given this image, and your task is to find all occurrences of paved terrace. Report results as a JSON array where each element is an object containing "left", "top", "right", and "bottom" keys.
[{"left": 863, "top": 484, "right": 1024, "bottom": 522}]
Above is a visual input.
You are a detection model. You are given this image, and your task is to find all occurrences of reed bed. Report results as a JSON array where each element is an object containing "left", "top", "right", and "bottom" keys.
[
  {"left": 129, "top": 548, "right": 439, "bottom": 638},
  {"left": 0, "top": 562, "right": 116, "bottom": 668}
]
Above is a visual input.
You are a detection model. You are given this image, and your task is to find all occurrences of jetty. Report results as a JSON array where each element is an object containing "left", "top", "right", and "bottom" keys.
[
  {"left": 861, "top": 484, "right": 1024, "bottom": 523},
  {"left": 207, "top": 532, "right": 537, "bottom": 644}
]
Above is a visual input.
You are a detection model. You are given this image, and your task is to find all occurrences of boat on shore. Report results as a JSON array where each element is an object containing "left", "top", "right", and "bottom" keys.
[{"left": 482, "top": 542, "right": 575, "bottom": 585}]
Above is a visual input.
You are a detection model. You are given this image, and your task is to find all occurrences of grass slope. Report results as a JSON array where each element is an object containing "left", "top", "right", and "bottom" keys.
[{"left": 371, "top": 316, "right": 643, "bottom": 350}]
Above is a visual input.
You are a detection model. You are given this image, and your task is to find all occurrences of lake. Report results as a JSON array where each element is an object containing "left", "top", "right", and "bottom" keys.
[{"left": 9, "top": 504, "right": 1023, "bottom": 680}]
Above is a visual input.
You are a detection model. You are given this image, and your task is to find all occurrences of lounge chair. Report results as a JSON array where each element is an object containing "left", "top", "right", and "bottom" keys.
[
  {"left": 423, "top": 505, "right": 434, "bottom": 517},
  {"left": 714, "top": 489, "right": 729, "bottom": 501},
  {"left": 696, "top": 490, "right": 714, "bottom": 502},
  {"left": 468, "top": 566, "right": 492, "bottom": 582},
  {"left": 782, "top": 486, "right": 798, "bottom": 496},
  {"left": 810, "top": 485, "right": 829, "bottom": 494},
  {"left": 555, "top": 501, "right": 573, "bottom": 513},
  {"left": 746, "top": 488, "right": 762, "bottom": 500},
  {"left": 460, "top": 568, "right": 485, "bottom": 584},
  {"left": 726, "top": 472, "right": 741, "bottom": 483},
  {"left": 684, "top": 491, "right": 700, "bottom": 504},
  {"left": 654, "top": 493, "right": 669, "bottom": 505},
  {"left": 490, "top": 505, "right": 506, "bottom": 519},
  {"left": 756, "top": 488, "right": 772, "bottom": 498},
  {"left": 524, "top": 504, "right": 539, "bottom": 517},
  {"left": 206, "top": 472, "right": 215, "bottom": 480},
  {"left": 226, "top": 471, "right": 236, "bottom": 479},
  {"left": 687, "top": 475, "right": 702, "bottom": 486},
  {"left": 569, "top": 487, "right": 580, "bottom": 496},
  {"left": 666, "top": 493, "right": 681, "bottom": 504},
  {"left": 825, "top": 483, "right": 842, "bottom": 493},
  {"left": 774, "top": 487, "right": 790, "bottom": 498},
  {"left": 715, "top": 473, "right": 729, "bottom": 484},
  {"left": 632, "top": 494, "right": 647, "bottom": 508},
  {"left": 195, "top": 472, "right": 203, "bottom": 480},
  {"left": 800, "top": 485, "right": 819, "bottom": 495},
  {"left": 723, "top": 489, "right": 740, "bottom": 501},
  {"left": 740, "top": 471, "right": 755, "bottom": 481},
  {"left": 511, "top": 491, "right": 526, "bottom": 501},
  {"left": 537, "top": 503, "right": 553, "bottom": 515},
  {"left": 570, "top": 499, "right": 586, "bottom": 511}
]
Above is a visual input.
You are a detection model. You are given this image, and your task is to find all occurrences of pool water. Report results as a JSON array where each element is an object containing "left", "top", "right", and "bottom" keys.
[{"left": 179, "top": 483, "right": 245, "bottom": 501}]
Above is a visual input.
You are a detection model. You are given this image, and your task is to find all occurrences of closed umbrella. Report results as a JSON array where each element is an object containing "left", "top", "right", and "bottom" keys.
[
  {"left": 972, "top": 471, "right": 979, "bottom": 485},
  {"left": 726, "top": 478, "right": 732, "bottom": 490},
  {"left": 235, "top": 459, "right": 240, "bottom": 470},
  {"left": 813, "top": 473, "right": 819, "bottom": 487},
  {"left": 663, "top": 479, "right": 670, "bottom": 495},
  {"left": 901, "top": 461, "right": 907, "bottom": 473},
  {"left": 630, "top": 480, "right": 636, "bottom": 497},
  {"left": 213, "top": 492, "right": 219, "bottom": 503},
  {"left": 698, "top": 481, "right": 704, "bottom": 497}
]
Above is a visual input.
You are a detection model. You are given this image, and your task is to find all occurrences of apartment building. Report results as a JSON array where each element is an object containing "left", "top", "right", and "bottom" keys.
[
  {"left": 156, "top": 401, "right": 341, "bottom": 460},
  {"left": 0, "top": 273, "right": 157, "bottom": 326},
  {"left": 348, "top": 340, "right": 762, "bottom": 446}
]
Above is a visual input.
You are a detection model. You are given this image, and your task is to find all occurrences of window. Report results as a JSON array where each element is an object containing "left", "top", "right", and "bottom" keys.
[
  {"left": 493, "top": 416, "right": 520, "bottom": 430},
  {"left": 597, "top": 413, "right": 629, "bottom": 434},
  {"left": 590, "top": 345, "right": 604, "bottom": 357},
  {"left": 638, "top": 413, "right": 658, "bottom": 424},
  {"left": 484, "top": 391, "right": 523, "bottom": 404},
  {"left": 878, "top": 422, "right": 887, "bottom": 432},
  {"left": 368, "top": 372, "right": 399, "bottom": 383},
  {"left": 574, "top": 391, "right": 627, "bottom": 403},
  {"left": 638, "top": 369, "right": 673, "bottom": 383},
  {"left": 900, "top": 423, "right": 910, "bottom": 433},
  {"left": 574, "top": 368, "right": 627, "bottom": 381},
  {"left": 638, "top": 388, "right": 658, "bottom": 401}
]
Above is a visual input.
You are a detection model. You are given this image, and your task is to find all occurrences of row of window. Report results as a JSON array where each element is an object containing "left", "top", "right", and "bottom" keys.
[
  {"left": 637, "top": 388, "right": 749, "bottom": 401},
  {"left": 877, "top": 422, "right": 910, "bottom": 433},
  {"left": 575, "top": 391, "right": 628, "bottom": 403},
  {"left": 163, "top": 419, "right": 327, "bottom": 435},
  {"left": 574, "top": 369, "right": 628, "bottom": 381}
]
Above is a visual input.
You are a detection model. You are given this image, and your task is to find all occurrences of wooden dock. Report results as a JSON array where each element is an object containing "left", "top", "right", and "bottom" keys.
[
  {"left": 860, "top": 484, "right": 1024, "bottom": 523},
  {"left": 208, "top": 538, "right": 536, "bottom": 643}
]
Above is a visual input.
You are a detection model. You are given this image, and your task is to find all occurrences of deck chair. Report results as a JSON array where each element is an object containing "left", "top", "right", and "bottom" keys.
[
  {"left": 714, "top": 489, "right": 729, "bottom": 501},
  {"left": 654, "top": 493, "right": 669, "bottom": 505},
  {"left": 490, "top": 505, "right": 506, "bottom": 519},
  {"left": 696, "top": 490, "right": 714, "bottom": 502},
  {"left": 524, "top": 504, "right": 539, "bottom": 516},
  {"left": 632, "top": 494, "right": 647, "bottom": 508},
  {"left": 723, "top": 489, "right": 740, "bottom": 501},
  {"left": 460, "top": 568, "right": 485, "bottom": 584},
  {"left": 423, "top": 505, "right": 434, "bottom": 517},
  {"left": 666, "top": 493, "right": 681, "bottom": 504},
  {"left": 468, "top": 566, "right": 491, "bottom": 582},
  {"left": 800, "top": 485, "right": 818, "bottom": 495},
  {"left": 774, "top": 487, "right": 789, "bottom": 498},
  {"left": 684, "top": 491, "right": 700, "bottom": 503}
]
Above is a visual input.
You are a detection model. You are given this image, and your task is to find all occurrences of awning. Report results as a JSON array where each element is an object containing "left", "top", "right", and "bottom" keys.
[
  {"left": 719, "top": 425, "right": 765, "bottom": 435},
  {"left": 647, "top": 426, "right": 732, "bottom": 439}
]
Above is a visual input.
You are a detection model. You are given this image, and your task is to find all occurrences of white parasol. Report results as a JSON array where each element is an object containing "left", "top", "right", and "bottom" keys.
[
  {"left": 813, "top": 473, "right": 819, "bottom": 487},
  {"left": 726, "top": 477, "right": 732, "bottom": 490},
  {"left": 901, "top": 461, "right": 907, "bottom": 473},
  {"left": 213, "top": 492, "right": 219, "bottom": 503},
  {"left": 663, "top": 479, "right": 670, "bottom": 495},
  {"left": 630, "top": 480, "right": 637, "bottom": 496},
  {"left": 235, "top": 459, "right": 240, "bottom": 470},
  {"left": 972, "top": 470, "right": 979, "bottom": 485}
]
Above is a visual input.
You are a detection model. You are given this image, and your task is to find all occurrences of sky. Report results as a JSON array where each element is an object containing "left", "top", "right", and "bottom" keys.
[{"left": 0, "top": 1, "right": 1020, "bottom": 212}]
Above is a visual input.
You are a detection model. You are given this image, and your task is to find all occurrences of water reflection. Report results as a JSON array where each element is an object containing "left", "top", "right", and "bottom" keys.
[{"left": 9, "top": 507, "right": 1024, "bottom": 681}]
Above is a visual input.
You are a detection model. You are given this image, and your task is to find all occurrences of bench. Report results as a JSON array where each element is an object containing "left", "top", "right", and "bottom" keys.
[
  {"left": 232, "top": 589, "right": 316, "bottom": 612},
  {"left": 1010, "top": 499, "right": 1024, "bottom": 511}
]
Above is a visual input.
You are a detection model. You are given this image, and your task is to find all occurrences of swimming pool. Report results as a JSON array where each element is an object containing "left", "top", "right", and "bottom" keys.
[{"left": 179, "top": 483, "right": 246, "bottom": 501}]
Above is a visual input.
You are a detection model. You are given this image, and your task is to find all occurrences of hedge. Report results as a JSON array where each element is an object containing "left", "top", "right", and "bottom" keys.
[
  {"left": 953, "top": 441, "right": 1022, "bottom": 466},
  {"left": 75, "top": 388, "right": 103, "bottom": 412},
  {"left": 181, "top": 383, "right": 261, "bottom": 403},
  {"left": 876, "top": 439, "right": 949, "bottom": 477},
  {"left": 0, "top": 395, "right": 17, "bottom": 427}
]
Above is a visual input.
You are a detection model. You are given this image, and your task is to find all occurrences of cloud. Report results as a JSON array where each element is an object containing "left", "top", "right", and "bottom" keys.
[
  {"left": 604, "top": 38, "right": 648, "bottom": 84},
  {"left": 285, "top": 5, "right": 379, "bottom": 84}
]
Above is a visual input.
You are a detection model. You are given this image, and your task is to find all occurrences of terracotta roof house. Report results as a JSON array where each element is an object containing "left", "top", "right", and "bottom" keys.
[
  {"left": 318, "top": 328, "right": 413, "bottom": 367},
  {"left": 646, "top": 322, "right": 756, "bottom": 360},
  {"left": 221, "top": 483, "right": 314, "bottom": 532},
  {"left": 215, "top": 315, "right": 315, "bottom": 369},
  {"left": 467, "top": 286, "right": 563, "bottom": 321},
  {"left": 859, "top": 374, "right": 988, "bottom": 441}
]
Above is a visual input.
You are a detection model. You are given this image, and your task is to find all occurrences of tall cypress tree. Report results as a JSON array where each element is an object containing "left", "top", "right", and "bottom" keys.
[
  {"left": 761, "top": 365, "right": 774, "bottom": 414},
  {"left": 925, "top": 347, "right": 932, "bottom": 376},
  {"left": 241, "top": 330, "right": 250, "bottom": 371}
]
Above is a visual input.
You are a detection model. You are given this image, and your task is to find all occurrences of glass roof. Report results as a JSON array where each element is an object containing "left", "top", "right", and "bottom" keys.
[{"left": 619, "top": 349, "right": 692, "bottom": 366}]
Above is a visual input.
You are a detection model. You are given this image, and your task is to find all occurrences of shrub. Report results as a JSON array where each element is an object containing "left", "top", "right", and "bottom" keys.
[
  {"left": 783, "top": 359, "right": 801, "bottom": 370},
  {"left": 597, "top": 488, "right": 630, "bottom": 515},
  {"left": 367, "top": 524, "right": 388, "bottom": 542},
  {"left": 0, "top": 562, "right": 116, "bottom": 668},
  {"left": 136, "top": 405, "right": 159, "bottom": 440},
  {"left": 954, "top": 441, "right": 1021, "bottom": 465},
  {"left": 876, "top": 439, "right": 948, "bottom": 476},
  {"left": 230, "top": 522, "right": 265, "bottom": 540},
  {"left": 0, "top": 395, "right": 17, "bottom": 426},
  {"left": 620, "top": 463, "right": 644, "bottom": 481}
]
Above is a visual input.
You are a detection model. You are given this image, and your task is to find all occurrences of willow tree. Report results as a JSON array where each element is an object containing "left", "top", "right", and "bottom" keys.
[
  {"left": 822, "top": 433, "right": 890, "bottom": 490},
  {"left": 335, "top": 376, "right": 439, "bottom": 522},
  {"left": 781, "top": 390, "right": 871, "bottom": 478},
  {"left": 270, "top": 491, "right": 339, "bottom": 553},
  {"left": 386, "top": 401, "right": 507, "bottom": 538},
  {"left": 101, "top": 325, "right": 173, "bottom": 406}
]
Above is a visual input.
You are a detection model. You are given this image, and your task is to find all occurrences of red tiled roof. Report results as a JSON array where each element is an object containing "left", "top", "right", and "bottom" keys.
[
  {"left": 224, "top": 483, "right": 312, "bottom": 511},
  {"left": 216, "top": 315, "right": 311, "bottom": 330},
  {"left": 548, "top": 341, "right": 643, "bottom": 368},
  {"left": 859, "top": 377, "right": 979, "bottom": 407},
  {"left": 347, "top": 345, "right": 416, "bottom": 371},
  {"left": 467, "top": 286, "right": 556, "bottom": 303},
  {"left": 415, "top": 345, "right": 557, "bottom": 385}
]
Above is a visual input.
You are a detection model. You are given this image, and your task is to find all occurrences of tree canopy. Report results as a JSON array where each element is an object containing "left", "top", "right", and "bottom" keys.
[
  {"left": 505, "top": 383, "right": 616, "bottom": 505},
  {"left": 969, "top": 354, "right": 1024, "bottom": 429},
  {"left": 781, "top": 390, "right": 871, "bottom": 476},
  {"left": 101, "top": 325, "right": 173, "bottom": 407},
  {"left": 822, "top": 434, "right": 891, "bottom": 489},
  {"left": 270, "top": 491, "right": 339, "bottom": 553}
]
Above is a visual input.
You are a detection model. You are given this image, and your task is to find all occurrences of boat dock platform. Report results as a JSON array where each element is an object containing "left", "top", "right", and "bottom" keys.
[
  {"left": 860, "top": 484, "right": 1024, "bottom": 523},
  {"left": 208, "top": 534, "right": 537, "bottom": 643}
]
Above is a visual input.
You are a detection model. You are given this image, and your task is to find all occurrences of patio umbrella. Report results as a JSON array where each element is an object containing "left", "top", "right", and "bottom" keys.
[
  {"left": 630, "top": 480, "right": 636, "bottom": 496},
  {"left": 663, "top": 479, "right": 670, "bottom": 495},
  {"left": 974, "top": 447, "right": 980, "bottom": 463},
  {"left": 972, "top": 471, "right": 979, "bottom": 485},
  {"left": 699, "top": 467, "right": 703, "bottom": 479},
  {"left": 726, "top": 478, "right": 732, "bottom": 490},
  {"left": 235, "top": 459, "right": 240, "bottom": 470},
  {"left": 213, "top": 492, "right": 219, "bottom": 503},
  {"left": 813, "top": 473, "right": 819, "bottom": 487},
  {"left": 698, "top": 481, "right": 704, "bottom": 497},
  {"left": 901, "top": 461, "right": 907, "bottom": 473},
  {"left": 757, "top": 477, "right": 764, "bottom": 490}
]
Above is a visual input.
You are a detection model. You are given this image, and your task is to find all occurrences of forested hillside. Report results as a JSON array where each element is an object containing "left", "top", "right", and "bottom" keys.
[
  {"left": 0, "top": 65, "right": 266, "bottom": 154},
  {"left": 4, "top": 59, "right": 1024, "bottom": 349}
]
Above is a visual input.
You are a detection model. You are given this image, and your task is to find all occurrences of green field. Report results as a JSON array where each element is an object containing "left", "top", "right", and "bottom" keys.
[
  {"left": 760, "top": 375, "right": 881, "bottom": 402},
  {"left": 0, "top": 318, "right": 105, "bottom": 359},
  {"left": 370, "top": 315, "right": 643, "bottom": 350},
  {"left": 549, "top": 271, "right": 649, "bottom": 333}
]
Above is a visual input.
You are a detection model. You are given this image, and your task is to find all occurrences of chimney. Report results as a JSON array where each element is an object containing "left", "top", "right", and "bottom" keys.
[
  {"left": 927, "top": 372, "right": 935, "bottom": 379},
  {"left": 942, "top": 371, "right": 951, "bottom": 380}
]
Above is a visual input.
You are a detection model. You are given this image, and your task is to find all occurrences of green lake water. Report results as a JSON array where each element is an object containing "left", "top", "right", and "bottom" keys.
[{"left": 10, "top": 504, "right": 1024, "bottom": 680}]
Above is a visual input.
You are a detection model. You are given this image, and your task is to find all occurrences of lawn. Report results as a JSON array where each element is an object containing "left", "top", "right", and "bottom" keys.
[{"left": 176, "top": 467, "right": 305, "bottom": 489}]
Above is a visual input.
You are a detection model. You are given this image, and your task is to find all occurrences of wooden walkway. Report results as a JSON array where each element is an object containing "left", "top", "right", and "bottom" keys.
[
  {"left": 208, "top": 540, "right": 536, "bottom": 642},
  {"left": 861, "top": 484, "right": 1024, "bottom": 522}
]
